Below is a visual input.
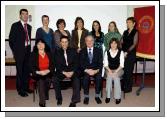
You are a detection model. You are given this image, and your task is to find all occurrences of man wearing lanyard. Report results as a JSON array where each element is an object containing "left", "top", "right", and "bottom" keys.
[{"left": 9, "top": 9, "right": 32, "bottom": 97}]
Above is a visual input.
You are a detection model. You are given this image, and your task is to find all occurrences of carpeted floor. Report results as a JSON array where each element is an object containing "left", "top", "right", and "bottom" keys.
[{"left": 5, "top": 87, "right": 155, "bottom": 107}]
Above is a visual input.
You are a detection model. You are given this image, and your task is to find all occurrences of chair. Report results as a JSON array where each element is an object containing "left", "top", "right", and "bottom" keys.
[
  {"left": 120, "top": 78, "right": 125, "bottom": 99},
  {"left": 60, "top": 78, "right": 72, "bottom": 90},
  {"left": 29, "top": 77, "right": 38, "bottom": 102},
  {"left": 29, "top": 73, "right": 38, "bottom": 102},
  {"left": 62, "top": 77, "right": 71, "bottom": 82}
]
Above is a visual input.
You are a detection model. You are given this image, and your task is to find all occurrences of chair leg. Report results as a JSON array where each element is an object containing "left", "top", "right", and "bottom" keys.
[
  {"left": 135, "top": 60, "right": 137, "bottom": 84},
  {"left": 101, "top": 89, "right": 103, "bottom": 98},
  {"left": 33, "top": 83, "right": 35, "bottom": 102},
  {"left": 33, "top": 81, "right": 38, "bottom": 102},
  {"left": 123, "top": 91, "right": 125, "bottom": 99},
  {"left": 80, "top": 78, "right": 82, "bottom": 91},
  {"left": 36, "top": 83, "right": 38, "bottom": 94}
]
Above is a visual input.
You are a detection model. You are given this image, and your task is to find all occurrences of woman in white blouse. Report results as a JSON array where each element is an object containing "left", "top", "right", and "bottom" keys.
[{"left": 103, "top": 38, "right": 124, "bottom": 104}]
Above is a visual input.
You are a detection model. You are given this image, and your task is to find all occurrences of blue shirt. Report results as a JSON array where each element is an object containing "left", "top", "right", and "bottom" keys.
[{"left": 36, "top": 27, "right": 54, "bottom": 50}]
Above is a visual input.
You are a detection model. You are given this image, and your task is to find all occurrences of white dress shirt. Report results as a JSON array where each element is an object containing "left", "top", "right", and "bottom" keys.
[
  {"left": 64, "top": 50, "right": 68, "bottom": 66},
  {"left": 103, "top": 49, "right": 124, "bottom": 69},
  {"left": 87, "top": 47, "right": 94, "bottom": 54}
]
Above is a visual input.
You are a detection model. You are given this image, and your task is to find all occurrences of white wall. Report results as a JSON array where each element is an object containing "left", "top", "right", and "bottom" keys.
[
  {"left": 5, "top": 5, "right": 35, "bottom": 39},
  {"left": 5, "top": 5, "right": 127, "bottom": 39},
  {"left": 127, "top": 5, "right": 152, "bottom": 17},
  {"left": 34, "top": 5, "right": 127, "bottom": 36}
]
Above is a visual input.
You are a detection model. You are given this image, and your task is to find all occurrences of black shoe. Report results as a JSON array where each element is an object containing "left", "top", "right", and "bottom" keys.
[
  {"left": 69, "top": 102, "right": 76, "bottom": 107},
  {"left": 26, "top": 89, "right": 33, "bottom": 94},
  {"left": 45, "top": 97, "right": 49, "bottom": 100},
  {"left": 83, "top": 98, "right": 89, "bottom": 105},
  {"left": 95, "top": 97, "right": 102, "bottom": 104},
  {"left": 105, "top": 98, "right": 110, "bottom": 103},
  {"left": 115, "top": 99, "right": 121, "bottom": 104},
  {"left": 39, "top": 103, "right": 46, "bottom": 107},
  {"left": 18, "top": 92, "right": 28, "bottom": 97},
  {"left": 24, "top": 92, "right": 28, "bottom": 96},
  {"left": 45, "top": 95, "right": 49, "bottom": 100},
  {"left": 57, "top": 100, "right": 62, "bottom": 106}
]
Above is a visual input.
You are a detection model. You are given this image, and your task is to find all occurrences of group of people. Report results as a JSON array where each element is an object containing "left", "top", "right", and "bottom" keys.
[{"left": 9, "top": 9, "right": 138, "bottom": 107}]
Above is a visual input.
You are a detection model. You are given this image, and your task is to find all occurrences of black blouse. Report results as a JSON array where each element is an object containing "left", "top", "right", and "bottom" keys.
[{"left": 121, "top": 28, "right": 138, "bottom": 53}]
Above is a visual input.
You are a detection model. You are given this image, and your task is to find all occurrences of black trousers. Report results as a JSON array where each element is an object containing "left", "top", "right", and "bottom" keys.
[
  {"left": 123, "top": 52, "right": 136, "bottom": 91},
  {"left": 54, "top": 72, "right": 80, "bottom": 103},
  {"left": 15, "top": 46, "right": 31, "bottom": 93},
  {"left": 83, "top": 72, "right": 102, "bottom": 96},
  {"left": 37, "top": 76, "right": 50, "bottom": 104}
]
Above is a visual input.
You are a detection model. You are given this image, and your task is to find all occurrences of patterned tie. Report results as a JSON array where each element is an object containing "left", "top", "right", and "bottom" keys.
[
  {"left": 88, "top": 48, "right": 93, "bottom": 64},
  {"left": 24, "top": 23, "right": 29, "bottom": 46}
]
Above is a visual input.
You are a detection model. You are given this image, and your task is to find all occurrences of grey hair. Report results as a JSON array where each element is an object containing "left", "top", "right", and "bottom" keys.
[{"left": 85, "top": 34, "right": 95, "bottom": 41}]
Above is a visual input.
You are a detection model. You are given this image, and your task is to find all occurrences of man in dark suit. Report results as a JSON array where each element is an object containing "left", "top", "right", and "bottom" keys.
[
  {"left": 80, "top": 35, "right": 103, "bottom": 105},
  {"left": 9, "top": 9, "right": 32, "bottom": 97},
  {"left": 54, "top": 36, "right": 80, "bottom": 107}
]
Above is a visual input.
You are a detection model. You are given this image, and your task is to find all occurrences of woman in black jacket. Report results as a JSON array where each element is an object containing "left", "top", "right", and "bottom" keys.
[
  {"left": 120, "top": 17, "right": 138, "bottom": 93},
  {"left": 30, "top": 38, "right": 54, "bottom": 107}
]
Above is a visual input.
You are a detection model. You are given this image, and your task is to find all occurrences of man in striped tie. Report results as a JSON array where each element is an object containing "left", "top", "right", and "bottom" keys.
[
  {"left": 9, "top": 9, "right": 32, "bottom": 97},
  {"left": 80, "top": 35, "right": 103, "bottom": 105}
]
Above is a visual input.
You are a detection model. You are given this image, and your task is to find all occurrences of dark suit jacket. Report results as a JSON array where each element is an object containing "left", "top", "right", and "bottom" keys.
[
  {"left": 80, "top": 47, "right": 103, "bottom": 75},
  {"left": 70, "top": 28, "right": 89, "bottom": 49},
  {"left": 29, "top": 51, "right": 54, "bottom": 79},
  {"left": 54, "top": 47, "right": 79, "bottom": 74},
  {"left": 9, "top": 21, "right": 32, "bottom": 61}
]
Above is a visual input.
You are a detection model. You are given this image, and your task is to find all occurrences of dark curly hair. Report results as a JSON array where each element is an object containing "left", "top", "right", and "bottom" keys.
[
  {"left": 56, "top": 18, "right": 66, "bottom": 28},
  {"left": 33, "top": 38, "right": 50, "bottom": 53}
]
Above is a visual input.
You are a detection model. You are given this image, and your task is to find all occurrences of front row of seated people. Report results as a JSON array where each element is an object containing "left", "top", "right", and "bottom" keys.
[{"left": 30, "top": 35, "right": 124, "bottom": 107}]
